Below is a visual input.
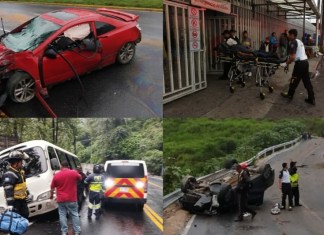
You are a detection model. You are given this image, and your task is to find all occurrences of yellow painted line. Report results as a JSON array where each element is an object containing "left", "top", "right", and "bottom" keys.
[
  {"left": 3, "top": 1, "right": 163, "bottom": 12},
  {"left": 144, "top": 204, "right": 163, "bottom": 224},
  {"left": 148, "top": 181, "right": 162, "bottom": 189},
  {"left": 143, "top": 204, "right": 163, "bottom": 232}
]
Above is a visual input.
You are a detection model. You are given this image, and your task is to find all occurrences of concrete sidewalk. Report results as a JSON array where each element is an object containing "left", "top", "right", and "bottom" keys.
[{"left": 164, "top": 57, "right": 323, "bottom": 118}]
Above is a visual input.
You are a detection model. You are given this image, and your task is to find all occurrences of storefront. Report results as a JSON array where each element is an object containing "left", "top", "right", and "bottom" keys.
[{"left": 163, "top": 0, "right": 319, "bottom": 103}]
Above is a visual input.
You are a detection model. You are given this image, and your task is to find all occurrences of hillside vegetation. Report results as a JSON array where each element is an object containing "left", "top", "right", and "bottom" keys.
[
  {"left": 0, "top": 118, "right": 162, "bottom": 175},
  {"left": 164, "top": 118, "right": 324, "bottom": 195}
]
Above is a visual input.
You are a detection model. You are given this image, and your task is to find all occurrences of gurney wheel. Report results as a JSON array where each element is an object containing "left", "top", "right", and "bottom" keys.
[
  {"left": 230, "top": 86, "right": 235, "bottom": 93},
  {"left": 269, "top": 86, "right": 274, "bottom": 93},
  {"left": 260, "top": 92, "right": 265, "bottom": 100},
  {"left": 241, "top": 82, "right": 245, "bottom": 88}
]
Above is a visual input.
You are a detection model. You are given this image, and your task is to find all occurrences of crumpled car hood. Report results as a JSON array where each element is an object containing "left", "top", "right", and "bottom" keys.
[{"left": 0, "top": 43, "right": 14, "bottom": 64}]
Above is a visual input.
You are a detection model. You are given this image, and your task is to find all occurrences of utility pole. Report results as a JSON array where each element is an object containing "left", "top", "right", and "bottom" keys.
[{"left": 321, "top": 0, "right": 324, "bottom": 51}]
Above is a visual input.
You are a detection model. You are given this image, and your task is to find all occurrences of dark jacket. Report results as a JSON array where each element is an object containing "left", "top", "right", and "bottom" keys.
[{"left": 237, "top": 169, "right": 251, "bottom": 192}]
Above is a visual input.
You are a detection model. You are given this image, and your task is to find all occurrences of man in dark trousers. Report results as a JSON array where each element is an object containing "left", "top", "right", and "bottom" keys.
[
  {"left": 279, "top": 162, "right": 293, "bottom": 211},
  {"left": 84, "top": 164, "right": 105, "bottom": 220},
  {"left": 2, "top": 150, "right": 30, "bottom": 225},
  {"left": 76, "top": 165, "right": 87, "bottom": 213},
  {"left": 234, "top": 163, "right": 256, "bottom": 222},
  {"left": 289, "top": 161, "right": 302, "bottom": 207},
  {"left": 50, "top": 161, "right": 81, "bottom": 235},
  {"left": 280, "top": 28, "right": 315, "bottom": 105}
]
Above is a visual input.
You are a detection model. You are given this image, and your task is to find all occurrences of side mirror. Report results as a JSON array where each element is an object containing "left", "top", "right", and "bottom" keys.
[
  {"left": 50, "top": 158, "right": 60, "bottom": 170},
  {"left": 44, "top": 48, "right": 57, "bottom": 59}
]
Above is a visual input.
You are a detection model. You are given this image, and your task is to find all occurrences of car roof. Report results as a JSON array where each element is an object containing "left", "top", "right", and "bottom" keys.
[{"left": 41, "top": 8, "right": 137, "bottom": 26}]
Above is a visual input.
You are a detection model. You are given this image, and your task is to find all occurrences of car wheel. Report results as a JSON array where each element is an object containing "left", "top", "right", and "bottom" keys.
[
  {"left": 180, "top": 175, "right": 197, "bottom": 193},
  {"left": 7, "top": 72, "right": 35, "bottom": 103},
  {"left": 258, "top": 164, "right": 272, "bottom": 180},
  {"left": 117, "top": 42, "right": 136, "bottom": 64}
]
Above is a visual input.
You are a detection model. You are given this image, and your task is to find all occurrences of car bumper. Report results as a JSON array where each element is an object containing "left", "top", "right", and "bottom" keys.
[
  {"left": 104, "top": 197, "right": 146, "bottom": 205},
  {"left": 28, "top": 199, "right": 58, "bottom": 217}
]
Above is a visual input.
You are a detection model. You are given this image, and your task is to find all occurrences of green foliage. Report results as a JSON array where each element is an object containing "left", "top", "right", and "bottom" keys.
[{"left": 0, "top": 118, "right": 162, "bottom": 176}]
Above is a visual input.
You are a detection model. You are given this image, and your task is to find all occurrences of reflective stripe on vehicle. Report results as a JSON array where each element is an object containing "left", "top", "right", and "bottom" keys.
[{"left": 104, "top": 178, "right": 146, "bottom": 199}]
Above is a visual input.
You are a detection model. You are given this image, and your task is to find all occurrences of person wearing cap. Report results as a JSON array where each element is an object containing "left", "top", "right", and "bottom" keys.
[
  {"left": 289, "top": 161, "right": 302, "bottom": 207},
  {"left": 280, "top": 28, "right": 315, "bottom": 105},
  {"left": 279, "top": 162, "right": 293, "bottom": 211},
  {"left": 2, "top": 150, "right": 30, "bottom": 223},
  {"left": 234, "top": 163, "right": 256, "bottom": 222},
  {"left": 230, "top": 29, "right": 240, "bottom": 44}
]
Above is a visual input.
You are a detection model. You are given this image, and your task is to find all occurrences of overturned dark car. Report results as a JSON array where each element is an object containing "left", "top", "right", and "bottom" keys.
[{"left": 179, "top": 162, "right": 274, "bottom": 215}]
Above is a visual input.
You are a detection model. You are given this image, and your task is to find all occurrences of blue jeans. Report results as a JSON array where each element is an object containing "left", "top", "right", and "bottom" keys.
[{"left": 58, "top": 202, "right": 81, "bottom": 233}]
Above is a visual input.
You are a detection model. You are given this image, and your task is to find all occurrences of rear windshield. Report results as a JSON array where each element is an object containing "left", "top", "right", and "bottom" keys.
[
  {"left": 0, "top": 146, "right": 48, "bottom": 186},
  {"left": 1, "top": 16, "right": 61, "bottom": 52},
  {"left": 106, "top": 163, "right": 144, "bottom": 178}
]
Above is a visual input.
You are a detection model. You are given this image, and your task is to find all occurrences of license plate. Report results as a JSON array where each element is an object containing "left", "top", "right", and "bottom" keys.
[{"left": 120, "top": 187, "right": 129, "bottom": 193}]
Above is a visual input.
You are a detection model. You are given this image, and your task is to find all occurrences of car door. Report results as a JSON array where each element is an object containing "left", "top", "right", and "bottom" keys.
[
  {"left": 95, "top": 21, "right": 121, "bottom": 67},
  {"left": 42, "top": 22, "right": 101, "bottom": 86}
]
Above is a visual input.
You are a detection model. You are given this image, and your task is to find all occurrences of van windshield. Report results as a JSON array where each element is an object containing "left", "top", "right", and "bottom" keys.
[
  {"left": 0, "top": 147, "right": 48, "bottom": 185},
  {"left": 106, "top": 164, "right": 144, "bottom": 178}
]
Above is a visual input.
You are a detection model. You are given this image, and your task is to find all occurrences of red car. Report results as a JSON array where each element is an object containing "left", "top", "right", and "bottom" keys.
[{"left": 0, "top": 8, "right": 141, "bottom": 103}]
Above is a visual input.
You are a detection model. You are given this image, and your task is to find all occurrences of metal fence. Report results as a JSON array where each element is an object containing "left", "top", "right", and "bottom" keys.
[{"left": 163, "top": 135, "right": 303, "bottom": 209}]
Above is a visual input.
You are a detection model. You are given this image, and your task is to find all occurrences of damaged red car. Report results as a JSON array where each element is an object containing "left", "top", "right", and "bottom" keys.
[{"left": 0, "top": 8, "right": 141, "bottom": 103}]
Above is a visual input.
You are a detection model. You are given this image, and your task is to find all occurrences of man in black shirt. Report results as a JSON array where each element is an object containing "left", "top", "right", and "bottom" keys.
[{"left": 280, "top": 29, "right": 315, "bottom": 105}]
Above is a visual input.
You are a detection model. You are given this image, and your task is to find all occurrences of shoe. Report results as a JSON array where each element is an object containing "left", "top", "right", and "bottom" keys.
[
  {"left": 288, "top": 206, "right": 292, "bottom": 211},
  {"left": 281, "top": 92, "right": 293, "bottom": 100},
  {"left": 251, "top": 211, "right": 257, "bottom": 220},
  {"left": 305, "top": 98, "right": 315, "bottom": 105}
]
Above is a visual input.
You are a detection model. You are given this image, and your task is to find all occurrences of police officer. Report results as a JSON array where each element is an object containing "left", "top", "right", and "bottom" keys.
[
  {"left": 289, "top": 161, "right": 302, "bottom": 207},
  {"left": 280, "top": 28, "right": 315, "bottom": 105},
  {"left": 234, "top": 163, "right": 256, "bottom": 222},
  {"left": 2, "top": 150, "right": 29, "bottom": 220},
  {"left": 84, "top": 164, "right": 105, "bottom": 220}
]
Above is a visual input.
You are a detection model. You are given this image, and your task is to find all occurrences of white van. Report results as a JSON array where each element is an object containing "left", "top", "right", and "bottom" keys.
[
  {"left": 103, "top": 160, "right": 148, "bottom": 210},
  {"left": 0, "top": 140, "right": 81, "bottom": 217}
]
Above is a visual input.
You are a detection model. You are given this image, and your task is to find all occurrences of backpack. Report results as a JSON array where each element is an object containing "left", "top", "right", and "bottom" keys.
[{"left": 0, "top": 210, "right": 29, "bottom": 234}]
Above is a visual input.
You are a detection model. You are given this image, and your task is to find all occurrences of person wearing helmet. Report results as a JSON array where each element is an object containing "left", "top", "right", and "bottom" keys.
[
  {"left": 84, "top": 164, "right": 105, "bottom": 220},
  {"left": 2, "top": 150, "right": 29, "bottom": 223},
  {"left": 234, "top": 163, "right": 256, "bottom": 222}
]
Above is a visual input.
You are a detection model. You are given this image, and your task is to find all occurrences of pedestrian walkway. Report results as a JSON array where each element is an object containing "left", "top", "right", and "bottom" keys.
[{"left": 164, "top": 56, "right": 323, "bottom": 118}]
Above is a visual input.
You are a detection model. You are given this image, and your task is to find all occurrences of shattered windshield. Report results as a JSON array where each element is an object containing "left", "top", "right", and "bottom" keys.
[
  {"left": 0, "top": 147, "right": 48, "bottom": 186},
  {"left": 1, "top": 16, "right": 61, "bottom": 52}
]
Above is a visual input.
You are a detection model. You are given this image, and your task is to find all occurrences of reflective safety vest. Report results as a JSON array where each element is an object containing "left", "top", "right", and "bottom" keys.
[
  {"left": 85, "top": 174, "right": 104, "bottom": 193},
  {"left": 3, "top": 167, "right": 27, "bottom": 201},
  {"left": 290, "top": 173, "right": 299, "bottom": 188}
]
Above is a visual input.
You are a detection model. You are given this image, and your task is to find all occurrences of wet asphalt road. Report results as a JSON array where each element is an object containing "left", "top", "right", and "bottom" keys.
[
  {"left": 22, "top": 176, "right": 162, "bottom": 235},
  {"left": 0, "top": 2, "right": 162, "bottom": 117},
  {"left": 185, "top": 138, "right": 324, "bottom": 235}
]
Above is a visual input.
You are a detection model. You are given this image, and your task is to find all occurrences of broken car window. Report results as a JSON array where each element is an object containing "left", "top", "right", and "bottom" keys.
[{"left": 1, "top": 16, "right": 61, "bottom": 52}]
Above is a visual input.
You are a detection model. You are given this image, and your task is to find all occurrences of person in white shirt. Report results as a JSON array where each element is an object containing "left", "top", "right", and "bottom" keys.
[
  {"left": 280, "top": 28, "right": 315, "bottom": 105},
  {"left": 278, "top": 162, "right": 293, "bottom": 211}
]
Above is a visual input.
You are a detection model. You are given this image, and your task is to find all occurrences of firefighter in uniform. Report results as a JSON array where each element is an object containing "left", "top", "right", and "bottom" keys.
[
  {"left": 234, "top": 163, "right": 256, "bottom": 222},
  {"left": 2, "top": 150, "right": 29, "bottom": 221},
  {"left": 84, "top": 164, "right": 105, "bottom": 220},
  {"left": 280, "top": 28, "right": 315, "bottom": 105}
]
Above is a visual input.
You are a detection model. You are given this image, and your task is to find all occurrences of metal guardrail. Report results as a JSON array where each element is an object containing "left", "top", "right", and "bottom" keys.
[{"left": 163, "top": 135, "right": 303, "bottom": 209}]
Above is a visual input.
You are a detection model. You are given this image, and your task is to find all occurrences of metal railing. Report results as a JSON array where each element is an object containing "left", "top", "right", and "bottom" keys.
[{"left": 163, "top": 135, "right": 303, "bottom": 209}]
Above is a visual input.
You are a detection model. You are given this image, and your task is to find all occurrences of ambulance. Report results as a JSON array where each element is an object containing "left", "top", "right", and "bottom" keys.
[{"left": 103, "top": 160, "right": 147, "bottom": 210}]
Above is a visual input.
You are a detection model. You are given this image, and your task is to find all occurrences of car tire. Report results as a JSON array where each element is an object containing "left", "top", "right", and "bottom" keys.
[
  {"left": 258, "top": 164, "right": 272, "bottom": 180},
  {"left": 7, "top": 72, "right": 35, "bottom": 103},
  {"left": 217, "top": 183, "right": 232, "bottom": 206},
  {"left": 224, "top": 159, "right": 238, "bottom": 169},
  {"left": 137, "top": 203, "right": 144, "bottom": 211},
  {"left": 180, "top": 175, "right": 197, "bottom": 193},
  {"left": 117, "top": 42, "right": 136, "bottom": 64}
]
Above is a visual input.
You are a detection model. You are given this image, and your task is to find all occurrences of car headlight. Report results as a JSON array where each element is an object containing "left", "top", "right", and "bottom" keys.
[
  {"left": 37, "top": 191, "right": 51, "bottom": 202},
  {"left": 105, "top": 179, "right": 115, "bottom": 188},
  {"left": 136, "top": 24, "right": 141, "bottom": 31},
  {"left": 135, "top": 181, "right": 144, "bottom": 189}
]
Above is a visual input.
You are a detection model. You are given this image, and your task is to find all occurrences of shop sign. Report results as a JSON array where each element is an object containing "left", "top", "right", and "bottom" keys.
[{"left": 191, "top": 0, "right": 231, "bottom": 14}]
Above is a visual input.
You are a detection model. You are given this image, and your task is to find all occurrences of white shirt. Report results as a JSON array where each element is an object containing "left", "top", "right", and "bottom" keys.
[
  {"left": 295, "top": 39, "right": 308, "bottom": 61},
  {"left": 226, "top": 38, "right": 238, "bottom": 46},
  {"left": 280, "top": 169, "right": 290, "bottom": 183}
]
